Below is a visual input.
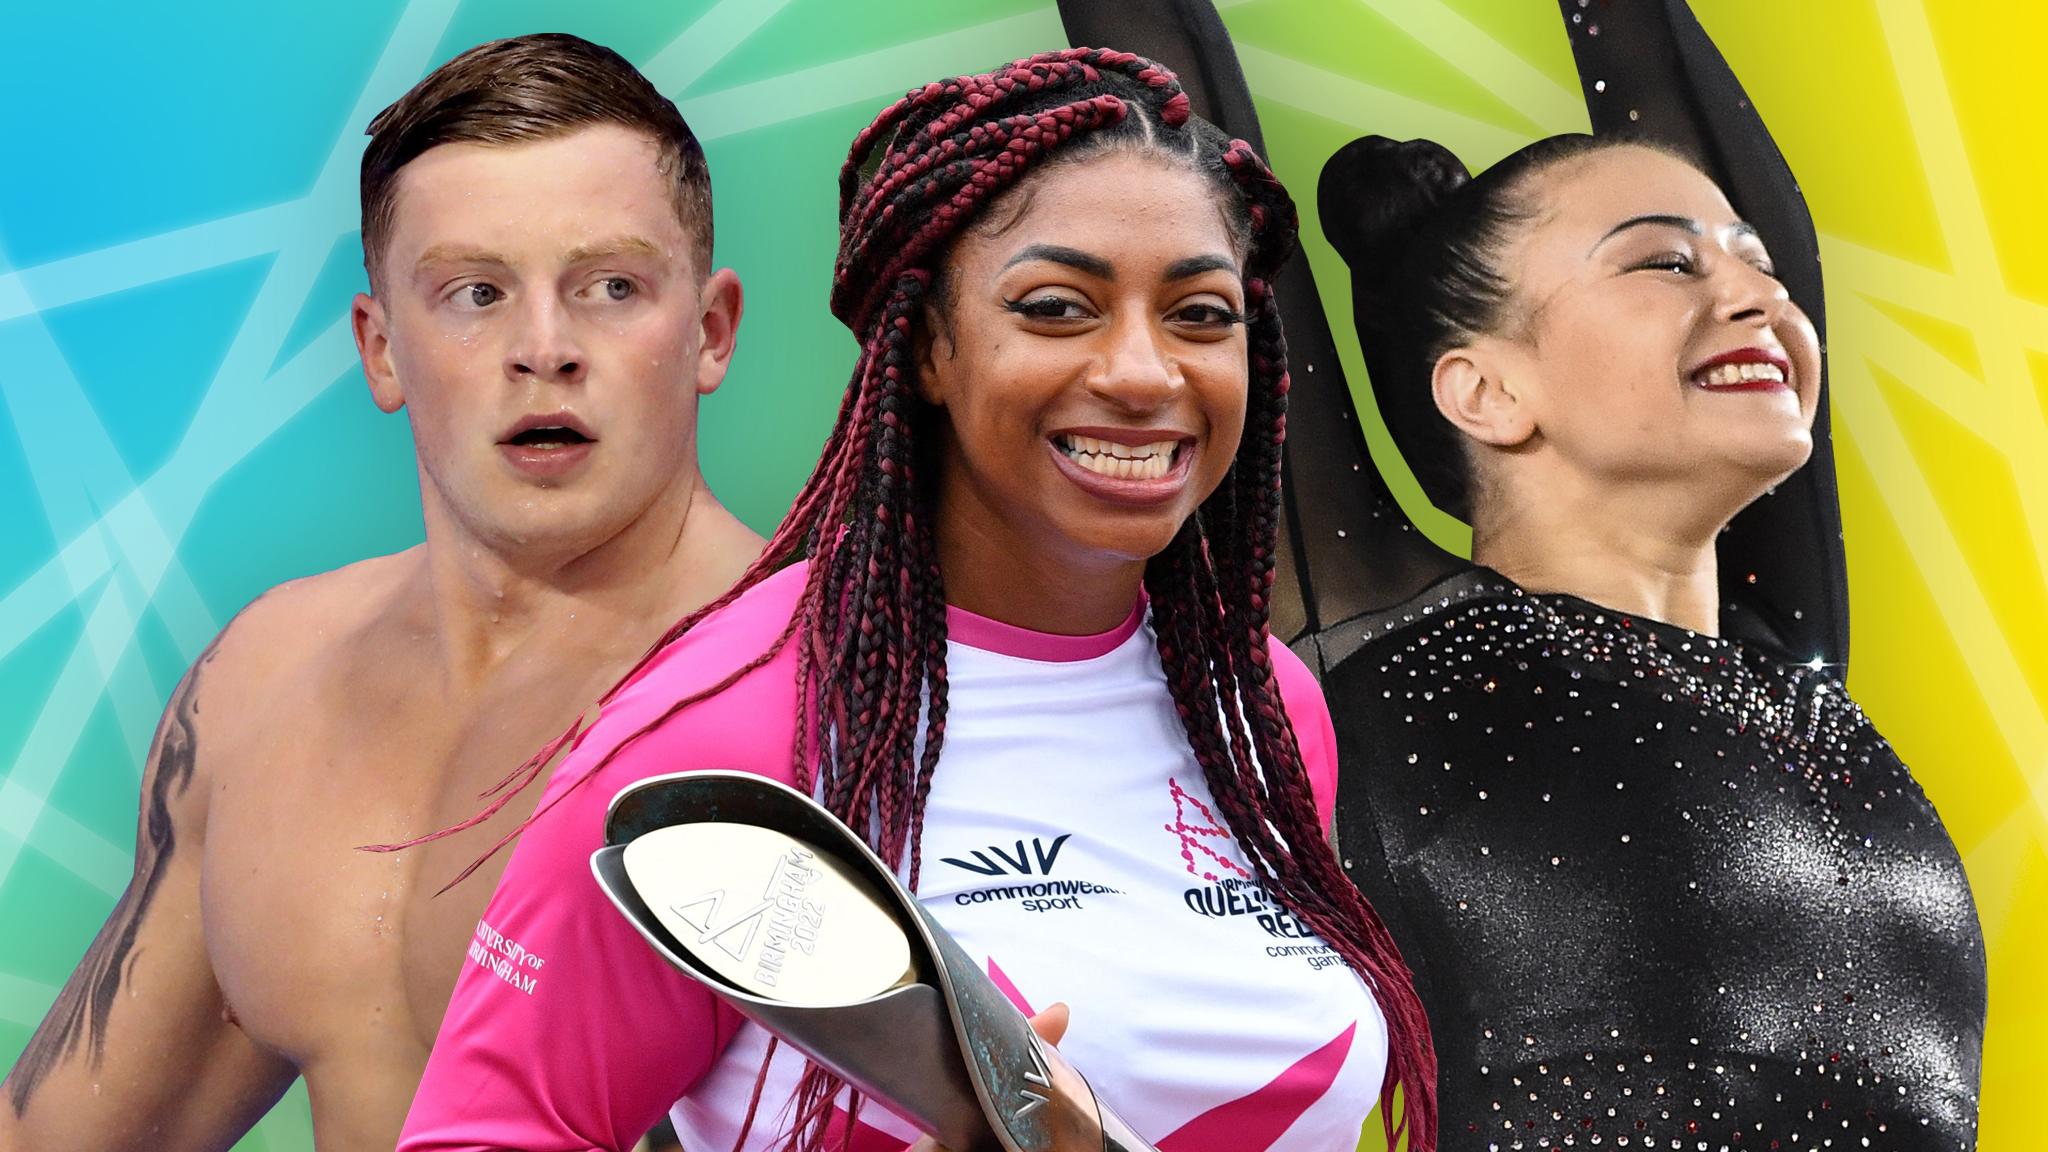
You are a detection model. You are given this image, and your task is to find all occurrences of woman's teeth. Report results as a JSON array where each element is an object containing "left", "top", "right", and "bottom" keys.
[
  {"left": 1057, "top": 434, "right": 1180, "bottom": 480},
  {"left": 1695, "top": 361, "right": 1786, "bottom": 387}
]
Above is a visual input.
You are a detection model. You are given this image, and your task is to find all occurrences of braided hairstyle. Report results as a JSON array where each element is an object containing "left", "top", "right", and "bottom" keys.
[{"left": 402, "top": 47, "right": 1436, "bottom": 1152}]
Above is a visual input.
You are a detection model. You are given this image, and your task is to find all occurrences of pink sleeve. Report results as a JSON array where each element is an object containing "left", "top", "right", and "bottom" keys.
[
  {"left": 1267, "top": 638, "right": 1339, "bottom": 832},
  {"left": 396, "top": 740, "right": 740, "bottom": 1152},
  {"left": 401, "top": 572, "right": 808, "bottom": 1151}
]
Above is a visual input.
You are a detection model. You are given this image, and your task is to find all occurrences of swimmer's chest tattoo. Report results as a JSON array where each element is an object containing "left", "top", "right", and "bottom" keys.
[{"left": 6, "top": 634, "right": 219, "bottom": 1115}]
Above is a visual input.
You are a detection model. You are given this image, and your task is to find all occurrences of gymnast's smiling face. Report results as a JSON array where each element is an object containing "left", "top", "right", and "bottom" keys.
[{"left": 1436, "top": 145, "right": 1821, "bottom": 526}]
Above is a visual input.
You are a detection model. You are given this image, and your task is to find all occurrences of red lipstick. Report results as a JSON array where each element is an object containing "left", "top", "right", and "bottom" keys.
[{"left": 1689, "top": 347, "right": 1792, "bottom": 393}]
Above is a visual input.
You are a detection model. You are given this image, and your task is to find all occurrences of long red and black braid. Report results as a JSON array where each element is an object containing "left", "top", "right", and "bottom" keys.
[
  {"left": 375, "top": 46, "right": 1434, "bottom": 1152},
  {"left": 1149, "top": 140, "right": 1437, "bottom": 1149}
]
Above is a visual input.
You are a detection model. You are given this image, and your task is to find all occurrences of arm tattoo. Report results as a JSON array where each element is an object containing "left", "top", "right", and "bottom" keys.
[{"left": 7, "top": 634, "right": 220, "bottom": 1115}]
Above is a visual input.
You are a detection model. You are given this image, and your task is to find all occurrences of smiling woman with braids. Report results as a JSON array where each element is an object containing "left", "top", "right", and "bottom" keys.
[{"left": 398, "top": 48, "right": 1434, "bottom": 1152}]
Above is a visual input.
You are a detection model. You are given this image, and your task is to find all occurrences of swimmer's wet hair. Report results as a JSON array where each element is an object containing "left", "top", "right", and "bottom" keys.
[{"left": 359, "top": 32, "right": 712, "bottom": 287}]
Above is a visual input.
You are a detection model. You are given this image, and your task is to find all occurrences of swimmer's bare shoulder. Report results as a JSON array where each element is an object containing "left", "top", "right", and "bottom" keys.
[{"left": 0, "top": 550, "right": 417, "bottom": 1150}]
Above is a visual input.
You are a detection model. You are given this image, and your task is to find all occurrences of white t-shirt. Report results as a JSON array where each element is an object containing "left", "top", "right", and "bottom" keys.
[{"left": 401, "top": 562, "right": 1384, "bottom": 1152}]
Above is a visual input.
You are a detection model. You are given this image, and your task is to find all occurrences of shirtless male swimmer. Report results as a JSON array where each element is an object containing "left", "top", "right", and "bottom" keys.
[{"left": 1, "top": 33, "right": 761, "bottom": 1150}]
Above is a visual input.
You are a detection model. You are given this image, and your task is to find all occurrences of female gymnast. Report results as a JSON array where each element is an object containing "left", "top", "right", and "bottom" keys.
[
  {"left": 1320, "top": 128, "right": 1984, "bottom": 1152},
  {"left": 397, "top": 48, "right": 1436, "bottom": 1152},
  {"left": 1313, "top": 9, "right": 1985, "bottom": 1150}
]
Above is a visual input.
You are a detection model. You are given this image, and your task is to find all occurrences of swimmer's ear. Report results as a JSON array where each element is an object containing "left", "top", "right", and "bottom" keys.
[
  {"left": 1432, "top": 340, "right": 1535, "bottom": 449},
  {"left": 353, "top": 292, "right": 405, "bottom": 414},
  {"left": 693, "top": 268, "right": 744, "bottom": 397}
]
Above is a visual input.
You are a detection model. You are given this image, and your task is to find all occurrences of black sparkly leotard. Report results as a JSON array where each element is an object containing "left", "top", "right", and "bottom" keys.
[{"left": 1328, "top": 570, "right": 1985, "bottom": 1150}]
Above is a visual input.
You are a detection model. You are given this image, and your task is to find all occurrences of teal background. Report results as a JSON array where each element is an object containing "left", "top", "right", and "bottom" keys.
[{"left": 4, "top": 2, "right": 2045, "bottom": 1148}]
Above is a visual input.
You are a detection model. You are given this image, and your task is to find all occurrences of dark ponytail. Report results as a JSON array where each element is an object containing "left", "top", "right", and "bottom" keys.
[
  {"left": 1319, "top": 132, "right": 1626, "bottom": 520},
  {"left": 1317, "top": 135, "right": 1468, "bottom": 273}
]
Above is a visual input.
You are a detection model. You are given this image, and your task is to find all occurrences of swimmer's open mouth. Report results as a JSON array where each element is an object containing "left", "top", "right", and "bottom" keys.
[
  {"left": 505, "top": 426, "right": 593, "bottom": 449},
  {"left": 500, "top": 411, "right": 597, "bottom": 449}
]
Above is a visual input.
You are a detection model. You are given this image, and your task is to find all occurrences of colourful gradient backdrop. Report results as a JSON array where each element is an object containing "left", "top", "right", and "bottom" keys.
[{"left": 0, "top": 2, "right": 2038, "bottom": 1148}]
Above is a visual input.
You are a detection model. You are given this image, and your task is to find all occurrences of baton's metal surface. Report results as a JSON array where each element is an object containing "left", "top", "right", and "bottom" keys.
[
  {"left": 621, "top": 823, "right": 914, "bottom": 1007},
  {"left": 591, "top": 771, "right": 1158, "bottom": 1152}
]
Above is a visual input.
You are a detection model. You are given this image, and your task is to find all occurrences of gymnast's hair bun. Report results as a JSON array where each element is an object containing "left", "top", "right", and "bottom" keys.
[{"left": 1317, "top": 135, "right": 1470, "bottom": 277}]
